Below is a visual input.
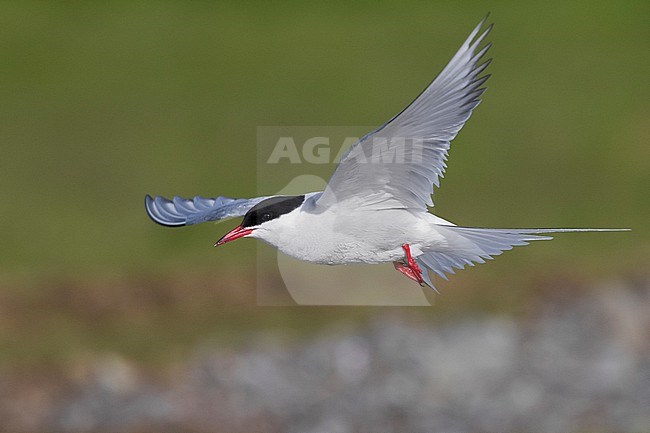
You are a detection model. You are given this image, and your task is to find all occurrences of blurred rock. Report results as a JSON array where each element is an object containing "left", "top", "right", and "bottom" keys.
[{"left": 2, "top": 280, "right": 649, "bottom": 432}]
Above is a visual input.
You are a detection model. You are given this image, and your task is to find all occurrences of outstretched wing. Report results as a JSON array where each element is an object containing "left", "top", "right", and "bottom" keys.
[
  {"left": 144, "top": 194, "right": 269, "bottom": 227},
  {"left": 316, "top": 17, "right": 492, "bottom": 210}
]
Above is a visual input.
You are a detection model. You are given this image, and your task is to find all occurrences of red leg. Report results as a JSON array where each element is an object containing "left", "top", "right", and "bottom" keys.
[{"left": 393, "top": 244, "right": 424, "bottom": 285}]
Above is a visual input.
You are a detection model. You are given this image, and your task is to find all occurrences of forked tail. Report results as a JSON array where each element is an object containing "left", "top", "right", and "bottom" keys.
[{"left": 415, "top": 226, "right": 629, "bottom": 291}]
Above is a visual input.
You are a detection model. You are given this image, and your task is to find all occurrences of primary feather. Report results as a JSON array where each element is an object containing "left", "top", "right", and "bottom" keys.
[{"left": 145, "top": 195, "right": 269, "bottom": 227}]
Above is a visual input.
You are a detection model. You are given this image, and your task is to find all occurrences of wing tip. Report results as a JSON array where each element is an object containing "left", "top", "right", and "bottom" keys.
[
  {"left": 144, "top": 194, "right": 187, "bottom": 227},
  {"left": 472, "top": 14, "right": 494, "bottom": 43}
]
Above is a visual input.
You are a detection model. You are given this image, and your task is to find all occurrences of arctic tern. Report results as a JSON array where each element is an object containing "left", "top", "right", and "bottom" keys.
[{"left": 145, "top": 17, "right": 626, "bottom": 291}]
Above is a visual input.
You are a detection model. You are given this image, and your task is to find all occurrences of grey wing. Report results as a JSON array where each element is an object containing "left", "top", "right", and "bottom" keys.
[
  {"left": 144, "top": 194, "right": 269, "bottom": 227},
  {"left": 317, "top": 17, "right": 492, "bottom": 210}
]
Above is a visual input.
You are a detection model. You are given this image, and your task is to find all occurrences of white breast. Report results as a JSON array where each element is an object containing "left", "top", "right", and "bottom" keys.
[{"left": 250, "top": 203, "right": 447, "bottom": 265}]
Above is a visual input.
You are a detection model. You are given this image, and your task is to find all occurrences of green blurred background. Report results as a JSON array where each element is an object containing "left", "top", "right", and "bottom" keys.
[{"left": 0, "top": 1, "right": 648, "bottom": 367}]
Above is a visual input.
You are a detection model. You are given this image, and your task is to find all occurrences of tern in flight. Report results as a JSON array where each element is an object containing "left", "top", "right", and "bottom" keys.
[{"left": 145, "top": 17, "right": 626, "bottom": 291}]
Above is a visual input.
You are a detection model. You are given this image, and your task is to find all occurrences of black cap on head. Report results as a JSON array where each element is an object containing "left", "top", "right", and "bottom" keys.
[{"left": 241, "top": 195, "right": 305, "bottom": 228}]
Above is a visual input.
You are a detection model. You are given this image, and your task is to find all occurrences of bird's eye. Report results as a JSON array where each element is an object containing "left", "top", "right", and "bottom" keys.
[{"left": 260, "top": 212, "right": 273, "bottom": 222}]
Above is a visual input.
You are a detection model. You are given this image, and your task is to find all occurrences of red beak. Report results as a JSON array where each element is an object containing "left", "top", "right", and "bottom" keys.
[{"left": 214, "top": 225, "right": 253, "bottom": 247}]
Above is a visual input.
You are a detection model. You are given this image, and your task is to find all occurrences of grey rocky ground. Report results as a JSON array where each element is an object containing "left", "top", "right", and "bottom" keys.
[{"left": 3, "top": 279, "right": 649, "bottom": 432}]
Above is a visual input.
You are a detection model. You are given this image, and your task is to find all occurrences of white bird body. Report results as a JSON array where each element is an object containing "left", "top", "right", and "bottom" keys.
[
  {"left": 251, "top": 195, "right": 444, "bottom": 265},
  {"left": 144, "top": 17, "right": 627, "bottom": 291}
]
